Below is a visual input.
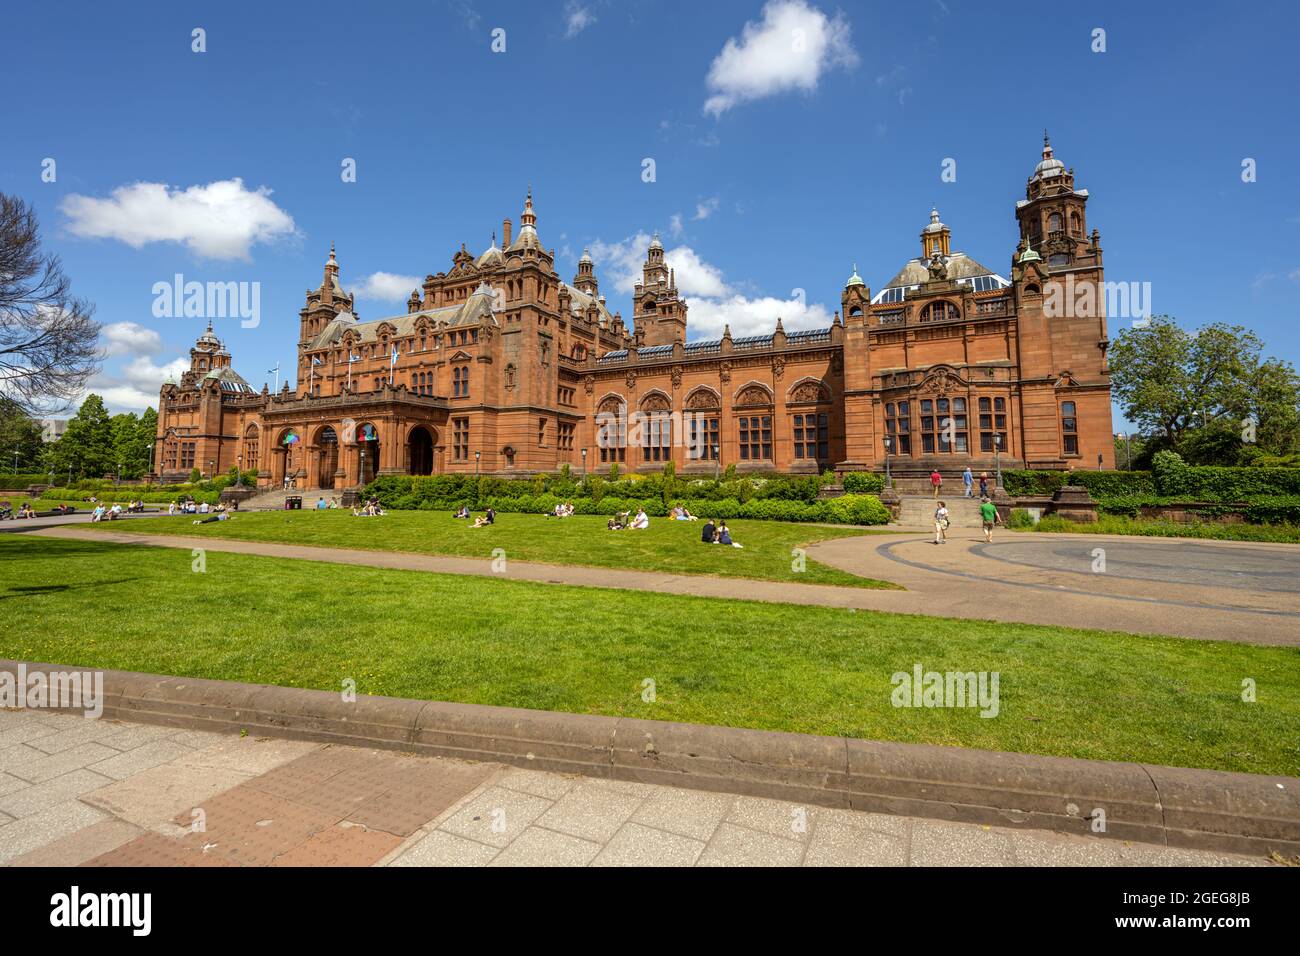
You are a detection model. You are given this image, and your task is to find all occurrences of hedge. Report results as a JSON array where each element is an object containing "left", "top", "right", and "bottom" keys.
[
  {"left": 1001, "top": 470, "right": 1157, "bottom": 498},
  {"left": 40, "top": 488, "right": 222, "bottom": 505},
  {"left": 0, "top": 473, "right": 68, "bottom": 489},
  {"left": 364, "top": 481, "right": 890, "bottom": 525},
  {"left": 842, "top": 471, "right": 885, "bottom": 493}
]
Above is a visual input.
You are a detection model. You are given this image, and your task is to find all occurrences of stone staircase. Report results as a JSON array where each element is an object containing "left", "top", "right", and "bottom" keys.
[
  {"left": 895, "top": 494, "right": 987, "bottom": 528},
  {"left": 240, "top": 488, "right": 327, "bottom": 511}
]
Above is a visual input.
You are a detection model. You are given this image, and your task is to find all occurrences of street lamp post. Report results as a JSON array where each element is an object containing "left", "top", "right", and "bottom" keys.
[
  {"left": 475, "top": 450, "right": 480, "bottom": 478},
  {"left": 237, "top": 454, "right": 243, "bottom": 488},
  {"left": 883, "top": 435, "right": 892, "bottom": 488},
  {"left": 993, "top": 434, "right": 1002, "bottom": 489},
  {"left": 581, "top": 447, "right": 587, "bottom": 478},
  {"left": 713, "top": 444, "right": 720, "bottom": 480},
  {"left": 115, "top": 460, "right": 122, "bottom": 494},
  {"left": 1118, "top": 432, "right": 1130, "bottom": 471}
]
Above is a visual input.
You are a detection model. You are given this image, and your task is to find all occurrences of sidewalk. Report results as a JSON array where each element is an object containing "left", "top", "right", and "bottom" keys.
[
  {"left": 33, "top": 526, "right": 1300, "bottom": 644},
  {"left": 0, "top": 711, "right": 1269, "bottom": 867}
]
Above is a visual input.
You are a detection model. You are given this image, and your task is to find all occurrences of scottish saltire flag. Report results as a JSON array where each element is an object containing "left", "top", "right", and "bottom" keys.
[
  {"left": 350, "top": 353, "right": 360, "bottom": 363},
  {"left": 391, "top": 346, "right": 399, "bottom": 363},
  {"left": 312, "top": 357, "right": 322, "bottom": 366}
]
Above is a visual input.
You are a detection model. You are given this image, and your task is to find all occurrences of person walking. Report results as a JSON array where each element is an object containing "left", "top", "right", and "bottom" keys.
[
  {"left": 930, "top": 469, "right": 943, "bottom": 499},
  {"left": 978, "top": 472, "right": 989, "bottom": 499},
  {"left": 962, "top": 466, "right": 974, "bottom": 498},
  {"left": 980, "top": 497, "right": 1001, "bottom": 542},
  {"left": 933, "top": 501, "right": 949, "bottom": 544}
]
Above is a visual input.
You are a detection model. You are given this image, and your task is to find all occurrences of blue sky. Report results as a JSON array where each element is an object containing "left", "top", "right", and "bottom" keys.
[{"left": 2, "top": 0, "right": 1297, "bottom": 420}]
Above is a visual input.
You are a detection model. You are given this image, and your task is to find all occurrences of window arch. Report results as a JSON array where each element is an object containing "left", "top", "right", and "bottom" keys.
[
  {"left": 596, "top": 394, "right": 627, "bottom": 463},
  {"left": 919, "top": 301, "right": 960, "bottom": 323},
  {"left": 1048, "top": 212, "right": 1063, "bottom": 233},
  {"left": 1069, "top": 212, "right": 1082, "bottom": 237}
]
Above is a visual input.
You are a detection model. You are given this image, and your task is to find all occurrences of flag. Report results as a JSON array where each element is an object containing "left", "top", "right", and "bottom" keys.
[
  {"left": 311, "top": 357, "right": 322, "bottom": 366},
  {"left": 390, "top": 346, "right": 399, "bottom": 364}
]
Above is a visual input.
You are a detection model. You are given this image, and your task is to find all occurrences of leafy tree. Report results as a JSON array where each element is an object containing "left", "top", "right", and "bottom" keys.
[
  {"left": 0, "top": 397, "right": 45, "bottom": 472},
  {"left": 46, "top": 394, "right": 113, "bottom": 478},
  {"left": 1110, "top": 317, "right": 1299, "bottom": 462}
]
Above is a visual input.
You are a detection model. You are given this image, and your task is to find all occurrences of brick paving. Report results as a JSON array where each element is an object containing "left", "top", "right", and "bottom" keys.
[{"left": 0, "top": 710, "right": 1273, "bottom": 868}]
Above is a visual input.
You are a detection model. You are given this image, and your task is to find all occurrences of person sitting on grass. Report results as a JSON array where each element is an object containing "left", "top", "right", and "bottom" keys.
[
  {"left": 717, "top": 522, "right": 743, "bottom": 548},
  {"left": 700, "top": 518, "right": 715, "bottom": 543},
  {"left": 628, "top": 507, "right": 649, "bottom": 530},
  {"left": 472, "top": 507, "right": 496, "bottom": 528},
  {"left": 0, "top": 500, "right": 11, "bottom": 520},
  {"left": 608, "top": 511, "right": 629, "bottom": 530},
  {"left": 316, "top": 497, "right": 327, "bottom": 510},
  {"left": 18, "top": 501, "right": 36, "bottom": 520},
  {"left": 455, "top": 504, "right": 471, "bottom": 519}
]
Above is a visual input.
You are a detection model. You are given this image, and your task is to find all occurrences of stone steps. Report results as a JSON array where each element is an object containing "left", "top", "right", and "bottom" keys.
[{"left": 896, "top": 494, "right": 988, "bottom": 528}]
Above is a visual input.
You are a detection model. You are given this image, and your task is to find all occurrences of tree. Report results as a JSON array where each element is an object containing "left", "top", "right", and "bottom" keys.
[
  {"left": 0, "top": 193, "right": 101, "bottom": 415},
  {"left": 0, "top": 397, "right": 45, "bottom": 472},
  {"left": 47, "top": 394, "right": 113, "bottom": 479},
  {"left": 1109, "top": 317, "right": 1299, "bottom": 461}
]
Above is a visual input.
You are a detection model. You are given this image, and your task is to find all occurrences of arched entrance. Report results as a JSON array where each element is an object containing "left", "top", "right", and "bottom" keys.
[
  {"left": 316, "top": 425, "right": 339, "bottom": 488},
  {"left": 408, "top": 426, "right": 434, "bottom": 476},
  {"left": 278, "top": 428, "right": 302, "bottom": 487},
  {"left": 356, "top": 422, "right": 380, "bottom": 486}
]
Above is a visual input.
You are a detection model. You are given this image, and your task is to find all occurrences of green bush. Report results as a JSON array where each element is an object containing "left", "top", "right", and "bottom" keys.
[
  {"left": 42, "top": 487, "right": 221, "bottom": 505},
  {"left": 0, "top": 472, "right": 68, "bottom": 488},
  {"left": 1243, "top": 496, "right": 1300, "bottom": 525},
  {"left": 1006, "top": 508, "right": 1036, "bottom": 529},
  {"left": 822, "top": 493, "right": 891, "bottom": 525},
  {"left": 841, "top": 471, "right": 885, "bottom": 493}
]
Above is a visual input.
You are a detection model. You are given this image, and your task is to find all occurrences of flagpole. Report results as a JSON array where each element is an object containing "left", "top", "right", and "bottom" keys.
[{"left": 268, "top": 362, "right": 280, "bottom": 392}]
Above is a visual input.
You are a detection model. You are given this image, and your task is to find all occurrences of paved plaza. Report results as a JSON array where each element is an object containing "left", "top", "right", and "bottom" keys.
[{"left": 0, "top": 711, "right": 1271, "bottom": 868}]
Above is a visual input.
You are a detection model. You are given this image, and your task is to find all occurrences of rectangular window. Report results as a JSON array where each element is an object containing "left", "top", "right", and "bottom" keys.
[
  {"left": 738, "top": 415, "right": 772, "bottom": 461},
  {"left": 687, "top": 415, "right": 719, "bottom": 460},
  {"left": 642, "top": 413, "right": 672, "bottom": 462},
  {"left": 538, "top": 417, "right": 547, "bottom": 447},
  {"left": 557, "top": 422, "right": 575, "bottom": 452},
  {"left": 453, "top": 417, "right": 469, "bottom": 461},
  {"left": 1061, "top": 401, "right": 1079, "bottom": 456},
  {"left": 793, "top": 413, "right": 829, "bottom": 460}
]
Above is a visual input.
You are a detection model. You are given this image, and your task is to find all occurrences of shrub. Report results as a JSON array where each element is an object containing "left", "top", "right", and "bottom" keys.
[
  {"left": 841, "top": 471, "right": 885, "bottom": 493},
  {"left": 821, "top": 493, "right": 890, "bottom": 525},
  {"left": 1155, "top": 464, "right": 1300, "bottom": 501},
  {"left": 1006, "top": 508, "right": 1036, "bottom": 529},
  {"left": 1244, "top": 496, "right": 1300, "bottom": 525}
]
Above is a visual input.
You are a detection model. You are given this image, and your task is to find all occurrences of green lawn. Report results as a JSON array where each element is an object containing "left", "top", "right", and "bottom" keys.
[
  {"left": 3, "top": 534, "right": 1298, "bottom": 776},
  {"left": 1016, "top": 514, "right": 1300, "bottom": 544},
  {"left": 88, "top": 510, "right": 899, "bottom": 589}
]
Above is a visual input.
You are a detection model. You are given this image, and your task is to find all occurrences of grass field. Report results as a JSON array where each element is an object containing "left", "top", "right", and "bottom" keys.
[
  {"left": 4, "top": 533, "right": 1298, "bottom": 776},
  {"left": 1017, "top": 514, "right": 1300, "bottom": 544},
  {"left": 88, "top": 510, "right": 900, "bottom": 589}
]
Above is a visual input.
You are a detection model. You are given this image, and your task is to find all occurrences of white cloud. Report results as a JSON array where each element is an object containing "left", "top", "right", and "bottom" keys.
[
  {"left": 100, "top": 321, "right": 163, "bottom": 357},
  {"left": 704, "top": 0, "right": 858, "bottom": 116},
  {"left": 564, "top": 1, "right": 596, "bottom": 38},
  {"left": 85, "top": 354, "right": 190, "bottom": 413},
  {"left": 668, "top": 213, "right": 684, "bottom": 239},
  {"left": 354, "top": 272, "right": 423, "bottom": 303},
  {"left": 585, "top": 232, "right": 832, "bottom": 339},
  {"left": 61, "top": 178, "right": 296, "bottom": 262},
  {"left": 693, "top": 197, "right": 721, "bottom": 221}
]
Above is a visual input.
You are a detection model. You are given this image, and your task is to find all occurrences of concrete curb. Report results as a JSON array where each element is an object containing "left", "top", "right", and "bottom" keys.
[{"left": 4, "top": 659, "right": 1296, "bottom": 857}]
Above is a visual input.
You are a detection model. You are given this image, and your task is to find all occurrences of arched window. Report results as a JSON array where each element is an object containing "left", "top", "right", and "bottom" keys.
[
  {"left": 919, "top": 301, "right": 960, "bottom": 323},
  {"left": 597, "top": 396, "right": 626, "bottom": 463},
  {"left": 1069, "top": 212, "right": 1082, "bottom": 237},
  {"left": 504, "top": 364, "right": 516, "bottom": 389},
  {"left": 1048, "top": 212, "right": 1063, "bottom": 233},
  {"left": 1060, "top": 401, "right": 1078, "bottom": 455}
]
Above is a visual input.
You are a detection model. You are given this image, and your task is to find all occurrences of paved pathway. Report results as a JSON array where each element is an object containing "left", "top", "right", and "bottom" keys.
[
  {"left": 0, "top": 711, "right": 1269, "bottom": 868},
  {"left": 33, "top": 526, "right": 1300, "bottom": 645}
]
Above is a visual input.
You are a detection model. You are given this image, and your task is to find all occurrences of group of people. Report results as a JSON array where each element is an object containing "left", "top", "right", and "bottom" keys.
[
  {"left": 454, "top": 504, "right": 496, "bottom": 526},
  {"left": 932, "top": 497, "right": 1002, "bottom": 545},
  {"left": 167, "top": 498, "right": 206, "bottom": 515},
  {"left": 931, "top": 467, "right": 992, "bottom": 500},
  {"left": 607, "top": 507, "right": 650, "bottom": 530},
  {"left": 0, "top": 500, "right": 38, "bottom": 519},
  {"left": 91, "top": 502, "right": 125, "bottom": 522},
  {"left": 551, "top": 501, "right": 576, "bottom": 517},
  {"left": 314, "top": 497, "right": 342, "bottom": 510},
  {"left": 352, "top": 497, "right": 386, "bottom": 517},
  {"left": 668, "top": 504, "right": 697, "bottom": 521},
  {"left": 700, "top": 519, "right": 742, "bottom": 548}
]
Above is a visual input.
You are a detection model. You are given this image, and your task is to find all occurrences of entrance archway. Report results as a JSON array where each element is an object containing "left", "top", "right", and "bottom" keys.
[
  {"left": 409, "top": 426, "right": 434, "bottom": 476},
  {"left": 357, "top": 422, "right": 380, "bottom": 485},
  {"left": 316, "top": 425, "right": 339, "bottom": 488}
]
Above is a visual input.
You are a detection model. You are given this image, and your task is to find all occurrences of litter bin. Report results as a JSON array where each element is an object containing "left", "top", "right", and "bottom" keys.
[{"left": 285, "top": 496, "right": 302, "bottom": 510}]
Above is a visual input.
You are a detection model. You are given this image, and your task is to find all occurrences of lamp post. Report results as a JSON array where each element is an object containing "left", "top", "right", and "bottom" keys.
[
  {"left": 237, "top": 454, "right": 243, "bottom": 488},
  {"left": 993, "top": 434, "right": 1002, "bottom": 489},
  {"left": 883, "top": 435, "right": 892, "bottom": 488},
  {"left": 581, "top": 447, "right": 587, "bottom": 478},
  {"left": 10, "top": 449, "right": 17, "bottom": 474},
  {"left": 475, "top": 450, "right": 480, "bottom": 478},
  {"left": 1118, "top": 432, "right": 1130, "bottom": 471},
  {"left": 713, "top": 443, "right": 720, "bottom": 480},
  {"left": 115, "top": 460, "right": 122, "bottom": 494}
]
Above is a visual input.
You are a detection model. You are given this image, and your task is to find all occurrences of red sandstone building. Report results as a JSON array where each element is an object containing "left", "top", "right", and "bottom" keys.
[{"left": 155, "top": 137, "right": 1115, "bottom": 489}]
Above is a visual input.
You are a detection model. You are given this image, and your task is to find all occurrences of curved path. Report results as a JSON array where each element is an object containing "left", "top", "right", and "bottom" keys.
[{"left": 807, "top": 531, "right": 1300, "bottom": 646}]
